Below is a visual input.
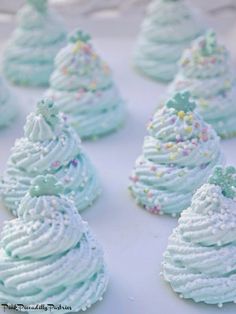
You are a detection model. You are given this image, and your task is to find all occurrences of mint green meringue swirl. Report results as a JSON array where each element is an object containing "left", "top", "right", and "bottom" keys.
[
  {"left": 0, "top": 100, "right": 100, "bottom": 215},
  {"left": 163, "top": 183, "right": 236, "bottom": 305},
  {"left": 3, "top": 0, "right": 66, "bottom": 86},
  {"left": 0, "top": 185, "right": 108, "bottom": 313},
  {"left": 129, "top": 105, "right": 223, "bottom": 216},
  {"left": 169, "top": 31, "right": 236, "bottom": 138},
  {"left": 134, "top": 0, "right": 204, "bottom": 82},
  {"left": 46, "top": 33, "right": 125, "bottom": 139}
]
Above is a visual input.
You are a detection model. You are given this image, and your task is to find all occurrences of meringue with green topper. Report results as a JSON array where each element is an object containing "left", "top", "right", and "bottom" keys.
[
  {"left": 162, "top": 166, "right": 236, "bottom": 306},
  {"left": 45, "top": 29, "right": 125, "bottom": 139},
  {"left": 169, "top": 30, "right": 236, "bottom": 138},
  {"left": 0, "top": 174, "right": 108, "bottom": 313},
  {"left": 3, "top": 0, "right": 66, "bottom": 87},
  {"left": 0, "top": 76, "right": 17, "bottom": 128},
  {"left": 0, "top": 97, "right": 100, "bottom": 216},
  {"left": 129, "top": 91, "right": 223, "bottom": 216},
  {"left": 133, "top": 0, "right": 205, "bottom": 82}
]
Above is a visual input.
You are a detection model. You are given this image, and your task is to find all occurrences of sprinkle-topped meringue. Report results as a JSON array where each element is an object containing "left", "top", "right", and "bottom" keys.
[
  {"left": 133, "top": 0, "right": 205, "bottom": 82},
  {"left": 46, "top": 28, "right": 125, "bottom": 140},
  {"left": 0, "top": 174, "right": 108, "bottom": 313},
  {"left": 0, "top": 97, "right": 100, "bottom": 216},
  {"left": 163, "top": 166, "right": 236, "bottom": 306},
  {"left": 3, "top": 0, "right": 66, "bottom": 87},
  {"left": 169, "top": 30, "right": 236, "bottom": 138},
  {"left": 129, "top": 92, "right": 223, "bottom": 216}
]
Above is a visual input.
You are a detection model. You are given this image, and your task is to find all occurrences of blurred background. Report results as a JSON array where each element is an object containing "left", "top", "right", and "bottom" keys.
[
  {"left": 0, "top": 0, "right": 236, "bottom": 58},
  {"left": 0, "top": 0, "right": 235, "bottom": 35}
]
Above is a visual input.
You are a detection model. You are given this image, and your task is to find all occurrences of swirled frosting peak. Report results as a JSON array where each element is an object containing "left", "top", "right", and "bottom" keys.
[
  {"left": 3, "top": 0, "right": 66, "bottom": 86},
  {"left": 129, "top": 92, "right": 223, "bottom": 216},
  {"left": 133, "top": 0, "right": 205, "bottom": 82},
  {"left": 0, "top": 175, "right": 108, "bottom": 312},
  {"left": 0, "top": 97, "right": 101, "bottom": 215},
  {"left": 163, "top": 165, "right": 236, "bottom": 305},
  {"left": 169, "top": 30, "right": 236, "bottom": 139},
  {"left": 45, "top": 28, "right": 125, "bottom": 139},
  {"left": 24, "top": 98, "right": 62, "bottom": 142}
]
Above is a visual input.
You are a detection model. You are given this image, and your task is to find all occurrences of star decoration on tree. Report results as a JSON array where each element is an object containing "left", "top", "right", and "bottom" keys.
[
  {"left": 69, "top": 29, "right": 91, "bottom": 44},
  {"left": 30, "top": 175, "right": 64, "bottom": 197},
  {"left": 27, "top": 0, "right": 47, "bottom": 12},
  {"left": 166, "top": 91, "right": 196, "bottom": 113},
  {"left": 37, "top": 98, "right": 59, "bottom": 125},
  {"left": 209, "top": 166, "right": 236, "bottom": 199},
  {"left": 201, "top": 30, "right": 217, "bottom": 56}
]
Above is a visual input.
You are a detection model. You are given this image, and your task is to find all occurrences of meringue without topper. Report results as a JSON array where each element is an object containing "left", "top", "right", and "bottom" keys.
[
  {"left": 134, "top": 0, "right": 205, "bottom": 82},
  {"left": 3, "top": 0, "right": 66, "bottom": 87}
]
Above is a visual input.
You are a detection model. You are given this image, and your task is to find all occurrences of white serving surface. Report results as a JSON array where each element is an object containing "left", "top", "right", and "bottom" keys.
[{"left": 0, "top": 21, "right": 236, "bottom": 314}]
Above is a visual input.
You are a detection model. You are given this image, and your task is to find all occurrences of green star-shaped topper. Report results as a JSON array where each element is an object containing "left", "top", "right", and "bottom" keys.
[
  {"left": 209, "top": 166, "right": 236, "bottom": 199},
  {"left": 36, "top": 98, "right": 59, "bottom": 126},
  {"left": 201, "top": 30, "right": 217, "bottom": 56},
  {"left": 68, "top": 29, "right": 91, "bottom": 44},
  {"left": 27, "top": 0, "right": 47, "bottom": 12},
  {"left": 30, "top": 175, "right": 64, "bottom": 197},
  {"left": 166, "top": 91, "right": 196, "bottom": 113}
]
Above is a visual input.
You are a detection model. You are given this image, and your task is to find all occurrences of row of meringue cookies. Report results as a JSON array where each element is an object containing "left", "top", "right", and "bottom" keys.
[
  {"left": 0, "top": 98, "right": 109, "bottom": 313},
  {"left": 134, "top": 0, "right": 236, "bottom": 140},
  {"left": 1, "top": 0, "right": 126, "bottom": 140}
]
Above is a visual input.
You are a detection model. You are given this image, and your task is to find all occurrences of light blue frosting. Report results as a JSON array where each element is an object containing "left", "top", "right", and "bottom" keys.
[
  {"left": 0, "top": 98, "right": 100, "bottom": 215},
  {"left": 129, "top": 92, "right": 223, "bottom": 216},
  {"left": 46, "top": 29, "right": 125, "bottom": 139},
  {"left": 0, "top": 174, "right": 108, "bottom": 313},
  {"left": 163, "top": 166, "right": 236, "bottom": 306},
  {"left": 169, "top": 30, "right": 236, "bottom": 139},
  {"left": 3, "top": 0, "right": 66, "bottom": 87},
  {"left": 134, "top": 0, "right": 205, "bottom": 82}
]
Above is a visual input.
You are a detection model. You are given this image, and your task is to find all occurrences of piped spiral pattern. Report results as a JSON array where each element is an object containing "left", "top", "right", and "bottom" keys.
[
  {"left": 163, "top": 178, "right": 236, "bottom": 305},
  {"left": 46, "top": 29, "right": 125, "bottom": 139},
  {"left": 0, "top": 99, "right": 100, "bottom": 215},
  {"left": 0, "top": 176, "right": 108, "bottom": 313},
  {"left": 169, "top": 30, "right": 236, "bottom": 138},
  {"left": 129, "top": 93, "right": 223, "bottom": 216},
  {"left": 134, "top": 0, "right": 204, "bottom": 82},
  {"left": 3, "top": 0, "right": 66, "bottom": 86}
]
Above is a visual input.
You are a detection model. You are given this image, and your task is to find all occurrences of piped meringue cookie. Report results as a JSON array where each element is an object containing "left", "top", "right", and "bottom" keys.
[
  {"left": 0, "top": 174, "right": 108, "bottom": 313},
  {"left": 0, "top": 98, "right": 100, "bottom": 216},
  {"left": 0, "top": 76, "right": 17, "bottom": 128},
  {"left": 3, "top": 0, "right": 66, "bottom": 87},
  {"left": 129, "top": 91, "right": 223, "bottom": 216},
  {"left": 45, "top": 29, "right": 125, "bottom": 140},
  {"left": 162, "top": 166, "right": 236, "bottom": 306},
  {"left": 134, "top": 0, "right": 205, "bottom": 82},
  {"left": 169, "top": 30, "right": 236, "bottom": 138}
]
